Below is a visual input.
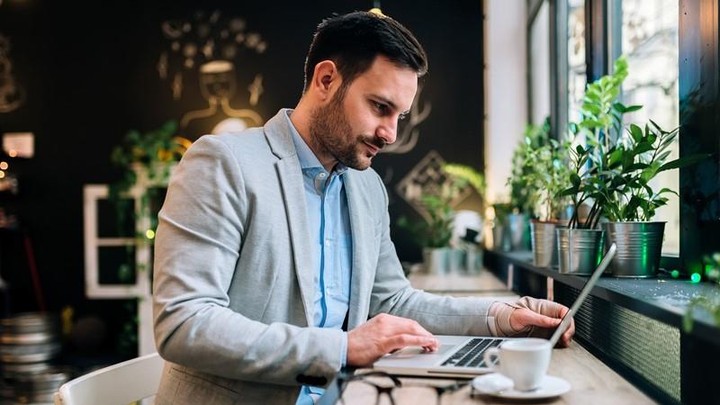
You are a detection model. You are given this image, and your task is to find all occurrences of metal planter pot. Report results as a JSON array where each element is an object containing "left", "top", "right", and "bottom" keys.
[
  {"left": 422, "top": 247, "right": 450, "bottom": 274},
  {"left": 531, "top": 221, "right": 558, "bottom": 268},
  {"left": 448, "top": 248, "right": 466, "bottom": 273},
  {"left": 465, "top": 246, "right": 484, "bottom": 273},
  {"left": 556, "top": 228, "right": 605, "bottom": 275},
  {"left": 506, "top": 213, "right": 530, "bottom": 251},
  {"left": 602, "top": 221, "right": 665, "bottom": 278},
  {"left": 492, "top": 222, "right": 509, "bottom": 251}
]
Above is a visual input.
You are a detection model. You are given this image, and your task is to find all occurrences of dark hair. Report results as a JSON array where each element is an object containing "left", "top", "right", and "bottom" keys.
[{"left": 303, "top": 11, "right": 428, "bottom": 92}]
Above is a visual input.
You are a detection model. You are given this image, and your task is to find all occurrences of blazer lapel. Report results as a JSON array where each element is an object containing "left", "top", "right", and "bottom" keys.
[
  {"left": 265, "top": 110, "right": 315, "bottom": 327},
  {"left": 277, "top": 159, "right": 315, "bottom": 326},
  {"left": 343, "top": 173, "right": 373, "bottom": 329}
]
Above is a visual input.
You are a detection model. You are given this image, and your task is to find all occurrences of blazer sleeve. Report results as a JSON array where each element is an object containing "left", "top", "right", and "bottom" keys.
[{"left": 365, "top": 172, "right": 496, "bottom": 336}]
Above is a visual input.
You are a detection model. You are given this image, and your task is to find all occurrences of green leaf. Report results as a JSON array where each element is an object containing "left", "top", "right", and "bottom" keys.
[
  {"left": 656, "top": 150, "right": 671, "bottom": 162},
  {"left": 658, "top": 153, "right": 710, "bottom": 172},
  {"left": 608, "top": 148, "right": 624, "bottom": 167},
  {"left": 660, "top": 133, "right": 679, "bottom": 149},
  {"left": 632, "top": 142, "right": 654, "bottom": 155},
  {"left": 580, "top": 119, "right": 604, "bottom": 129},
  {"left": 628, "top": 124, "right": 643, "bottom": 143},
  {"left": 626, "top": 162, "right": 650, "bottom": 172}
]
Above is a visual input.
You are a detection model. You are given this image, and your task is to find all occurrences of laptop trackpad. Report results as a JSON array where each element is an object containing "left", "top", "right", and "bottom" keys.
[
  {"left": 394, "top": 344, "right": 454, "bottom": 356},
  {"left": 379, "top": 344, "right": 455, "bottom": 362}
]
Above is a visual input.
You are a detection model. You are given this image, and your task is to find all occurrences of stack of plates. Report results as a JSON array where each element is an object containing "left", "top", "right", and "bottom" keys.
[{"left": 0, "top": 313, "right": 65, "bottom": 404}]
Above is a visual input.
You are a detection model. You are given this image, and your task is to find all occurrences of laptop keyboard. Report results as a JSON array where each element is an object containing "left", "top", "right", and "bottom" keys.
[{"left": 441, "top": 338, "right": 502, "bottom": 368}]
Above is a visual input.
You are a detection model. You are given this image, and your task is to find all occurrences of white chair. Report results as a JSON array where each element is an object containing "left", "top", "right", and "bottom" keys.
[{"left": 53, "top": 352, "right": 164, "bottom": 405}]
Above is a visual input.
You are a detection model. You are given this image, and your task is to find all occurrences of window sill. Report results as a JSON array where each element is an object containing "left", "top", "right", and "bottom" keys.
[
  {"left": 484, "top": 248, "right": 720, "bottom": 345},
  {"left": 484, "top": 248, "right": 720, "bottom": 405}
]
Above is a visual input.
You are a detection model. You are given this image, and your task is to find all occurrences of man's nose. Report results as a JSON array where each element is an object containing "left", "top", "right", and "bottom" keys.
[{"left": 376, "top": 118, "right": 398, "bottom": 145}]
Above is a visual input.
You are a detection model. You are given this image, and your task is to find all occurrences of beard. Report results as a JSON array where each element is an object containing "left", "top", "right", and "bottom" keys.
[{"left": 308, "top": 91, "right": 385, "bottom": 171}]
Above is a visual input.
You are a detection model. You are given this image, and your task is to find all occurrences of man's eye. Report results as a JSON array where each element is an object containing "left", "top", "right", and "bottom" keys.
[{"left": 374, "top": 102, "right": 389, "bottom": 115}]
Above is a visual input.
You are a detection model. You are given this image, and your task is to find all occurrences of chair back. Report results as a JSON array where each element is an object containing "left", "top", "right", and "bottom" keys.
[{"left": 53, "top": 352, "right": 164, "bottom": 405}]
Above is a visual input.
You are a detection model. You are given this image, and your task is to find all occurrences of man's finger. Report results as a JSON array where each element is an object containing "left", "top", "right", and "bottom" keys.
[
  {"left": 385, "top": 334, "right": 439, "bottom": 352},
  {"left": 519, "top": 308, "right": 562, "bottom": 329}
]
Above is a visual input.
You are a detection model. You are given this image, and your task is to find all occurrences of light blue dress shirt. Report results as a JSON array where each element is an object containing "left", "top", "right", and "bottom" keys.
[{"left": 286, "top": 113, "right": 352, "bottom": 404}]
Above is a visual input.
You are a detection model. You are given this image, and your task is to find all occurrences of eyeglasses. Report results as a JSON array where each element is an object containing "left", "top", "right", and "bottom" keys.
[{"left": 335, "top": 371, "right": 468, "bottom": 405}]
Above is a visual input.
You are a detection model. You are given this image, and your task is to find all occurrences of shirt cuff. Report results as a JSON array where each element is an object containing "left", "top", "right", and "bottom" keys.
[{"left": 340, "top": 331, "right": 348, "bottom": 367}]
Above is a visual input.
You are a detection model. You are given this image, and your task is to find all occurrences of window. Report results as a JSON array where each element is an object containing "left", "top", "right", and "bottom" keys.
[
  {"left": 614, "top": 0, "right": 680, "bottom": 254},
  {"left": 538, "top": 0, "right": 682, "bottom": 257},
  {"left": 567, "top": 0, "right": 586, "bottom": 123},
  {"left": 529, "top": 0, "right": 551, "bottom": 125}
]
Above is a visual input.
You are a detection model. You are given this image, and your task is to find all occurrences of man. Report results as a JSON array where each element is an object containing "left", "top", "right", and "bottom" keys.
[{"left": 152, "top": 11, "right": 574, "bottom": 405}]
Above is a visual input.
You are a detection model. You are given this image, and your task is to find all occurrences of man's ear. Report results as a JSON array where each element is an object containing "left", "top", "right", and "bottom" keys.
[{"left": 311, "top": 60, "right": 339, "bottom": 99}]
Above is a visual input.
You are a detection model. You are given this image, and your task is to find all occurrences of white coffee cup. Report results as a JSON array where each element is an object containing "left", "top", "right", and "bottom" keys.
[{"left": 483, "top": 338, "right": 552, "bottom": 391}]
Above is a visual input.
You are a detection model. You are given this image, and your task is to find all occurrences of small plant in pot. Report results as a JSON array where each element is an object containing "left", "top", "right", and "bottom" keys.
[
  {"left": 508, "top": 127, "right": 538, "bottom": 217},
  {"left": 597, "top": 120, "right": 707, "bottom": 277},
  {"left": 562, "top": 56, "right": 709, "bottom": 277},
  {"left": 501, "top": 123, "right": 551, "bottom": 252},
  {"left": 558, "top": 57, "right": 639, "bottom": 274},
  {"left": 556, "top": 139, "right": 615, "bottom": 274},
  {"left": 490, "top": 202, "right": 513, "bottom": 251},
  {"left": 519, "top": 118, "right": 573, "bottom": 267},
  {"left": 397, "top": 163, "right": 485, "bottom": 274},
  {"left": 417, "top": 191, "right": 456, "bottom": 249},
  {"left": 442, "top": 163, "right": 486, "bottom": 272},
  {"left": 397, "top": 174, "right": 458, "bottom": 274}
]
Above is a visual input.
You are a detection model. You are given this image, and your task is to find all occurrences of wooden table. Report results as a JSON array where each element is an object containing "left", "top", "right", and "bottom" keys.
[
  {"left": 407, "top": 270, "right": 514, "bottom": 297},
  {"left": 323, "top": 342, "right": 654, "bottom": 404},
  {"left": 319, "top": 269, "right": 654, "bottom": 404}
]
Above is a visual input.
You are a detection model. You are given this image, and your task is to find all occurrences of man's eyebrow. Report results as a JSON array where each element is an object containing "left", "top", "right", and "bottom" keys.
[
  {"left": 373, "top": 95, "right": 396, "bottom": 108},
  {"left": 372, "top": 95, "right": 409, "bottom": 116}
]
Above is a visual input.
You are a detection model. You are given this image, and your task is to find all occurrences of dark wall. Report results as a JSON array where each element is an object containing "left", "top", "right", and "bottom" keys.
[{"left": 0, "top": 0, "right": 484, "bottom": 349}]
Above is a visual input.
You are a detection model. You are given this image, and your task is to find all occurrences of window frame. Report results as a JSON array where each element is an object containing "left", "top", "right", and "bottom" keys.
[{"left": 530, "top": 0, "right": 720, "bottom": 275}]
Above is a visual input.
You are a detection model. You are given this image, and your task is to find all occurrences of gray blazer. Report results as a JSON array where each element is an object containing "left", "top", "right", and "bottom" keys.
[{"left": 152, "top": 109, "right": 495, "bottom": 404}]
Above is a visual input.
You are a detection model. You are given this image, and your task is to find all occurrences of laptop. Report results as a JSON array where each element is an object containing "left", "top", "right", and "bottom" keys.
[{"left": 372, "top": 243, "right": 617, "bottom": 378}]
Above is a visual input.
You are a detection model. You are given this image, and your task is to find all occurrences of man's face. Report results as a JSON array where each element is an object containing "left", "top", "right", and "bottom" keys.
[{"left": 308, "top": 56, "right": 418, "bottom": 171}]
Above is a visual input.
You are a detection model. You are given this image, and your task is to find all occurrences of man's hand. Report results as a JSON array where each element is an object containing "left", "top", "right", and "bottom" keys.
[
  {"left": 493, "top": 297, "right": 575, "bottom": 347},
  {"left": 346, "top": 313, "right": 439, "bottom": 367}
]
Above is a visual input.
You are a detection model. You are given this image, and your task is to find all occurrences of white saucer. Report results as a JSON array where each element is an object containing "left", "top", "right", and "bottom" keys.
[{"left": 472, "top": 373, "right": 571, "bottom": 399}]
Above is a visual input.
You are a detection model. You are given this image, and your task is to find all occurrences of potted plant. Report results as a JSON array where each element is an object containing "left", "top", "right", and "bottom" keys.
[
  {"left": 555, "top": 56, "right": 633, "bottom": 274},
  {"left": 501, "top": 123, "right": 549, "bottom": 252},
  {"left": 442, "top": 163, "right": 486, "bottom": 272},
  {"left": 397, "top": 163, "right": 485, "bottom": 274},
  {"left": 488, "top": 202, "right": 512, "bottom": 251},
  {"left": 508, "top": 126, "right": 538, "bottom": 217},
  {"left": 519, "top": 118, "right": 573, "bottom": 267},
  {"left": 397, "top": 178, "right": 457, "bottom": 274},
  {"left": 561, "top": 57, "right": 635, "bottom": 228},
  {"left": 561, "top": 56, "right": 709, "bottom": 276}
]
